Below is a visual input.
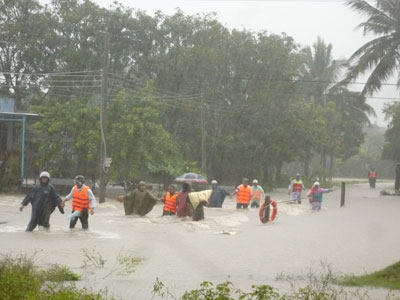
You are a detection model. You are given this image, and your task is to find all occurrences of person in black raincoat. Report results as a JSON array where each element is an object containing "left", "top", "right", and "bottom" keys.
[
  {"left": 208, "top": 180, "right": 229, "bottom": 208},
  {"left": 19, "top": 171, "right": 64, "bottom": 231}
]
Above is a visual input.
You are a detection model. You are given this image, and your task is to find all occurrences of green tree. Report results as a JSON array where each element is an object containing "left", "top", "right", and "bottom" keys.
[
  {"left": 382, "top": 103, "right": 400, "bottom": 162},
  {"left": 299, "top": 37, "right": 344, "bottom": 179},
  {"left": 0, "top": 0, "right": 57, "bottom": 110},
  {"left": 300, "top": 37, "right": 372, "bottom": 180},
  {"left": 31, "top": 98, "right": 100, "bottom": 178},
  {"left": 345, "top": 0, "right": 400, "bottom": 96},
  {"left": 108, "top": 85, "right": 187, "bottom": 185}
]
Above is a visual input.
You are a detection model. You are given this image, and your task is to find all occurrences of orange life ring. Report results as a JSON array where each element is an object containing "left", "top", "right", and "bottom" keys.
[{"left": 259, "top": 199, "right": 277, "bottom": 223}]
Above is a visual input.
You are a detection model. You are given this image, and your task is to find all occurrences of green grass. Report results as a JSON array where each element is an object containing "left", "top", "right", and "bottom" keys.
[
  {"left": 338, "top": 261, "right": 400, "bottom": 290},
  {"left": 0, "top": 254, "right": 111, "bottom": 300}
]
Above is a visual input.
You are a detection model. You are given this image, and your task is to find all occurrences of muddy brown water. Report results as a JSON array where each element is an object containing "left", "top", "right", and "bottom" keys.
[{"left": 0, "top": 182, "right": 399, "bottom": 299}]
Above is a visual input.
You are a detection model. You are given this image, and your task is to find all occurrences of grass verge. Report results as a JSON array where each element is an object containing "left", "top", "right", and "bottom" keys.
[{"left": 338, "top": 261, "right": 400, "bottom": 290}]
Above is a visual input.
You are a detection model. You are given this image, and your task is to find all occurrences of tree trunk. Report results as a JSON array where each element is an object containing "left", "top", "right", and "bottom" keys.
[
  {"left": 275, "top": 161, "right": 282, "bottom": 184},
  {"left": 329, "top": 153, "right": 334, "bottom": 181},
  {"left": 200, "top": 96, "right": 207, "bottom": 174},
  {"left": 263, "top": 164, "right": 269, "bottom": 185},
  {"left": 303, "top": 151, "right": 310, "bottom": 179},
  {"left": 321, "top": 150, "right": 327, "bottom": 182}
]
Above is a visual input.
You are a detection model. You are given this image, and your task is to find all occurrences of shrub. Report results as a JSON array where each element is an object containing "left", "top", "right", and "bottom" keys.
[
  {"left": 0, "top": 254, "right": 44, "bottom": 300},
  {"left": 0, "top": 254, "right": 111, "bottom": 300},
  {"left": 43, "top": 264, "right": 81, "bottom": 282}
]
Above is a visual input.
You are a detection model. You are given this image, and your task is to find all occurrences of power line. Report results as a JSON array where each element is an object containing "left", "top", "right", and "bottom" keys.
[
  {"left": 0, "top": 70, "right": 100, "bottom": 76},
  {"left": 3, "top": 69, "right": 400, "bottom": 87},
  {"left": 109, "top": 73, "right": 202, "bottom": 99}
]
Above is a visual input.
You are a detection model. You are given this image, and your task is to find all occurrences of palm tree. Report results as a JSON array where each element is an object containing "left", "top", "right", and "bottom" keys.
[
  {"left": 344, "top": 0, "right": 400, "bottom": 96},
  {"left": 299, "top": 38, "right": 345, "bottom": 179},
  {"left": 300, "top": 37, "right": 374, "bottom": 180},
  {"left": 300, "top": 37, "right": 344, "bottom": 104}
]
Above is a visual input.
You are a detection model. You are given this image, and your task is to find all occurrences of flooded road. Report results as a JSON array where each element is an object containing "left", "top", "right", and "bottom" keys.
[{"left": 0, "top": 182, "right": 399, "bottom": 299}]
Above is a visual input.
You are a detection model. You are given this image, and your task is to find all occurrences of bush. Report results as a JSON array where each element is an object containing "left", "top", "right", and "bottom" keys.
[
  {"left": 0, "top": 254, "right": 44, "bottom": 300},
  {"left": 0, "top": 254, "right": 111, "bottom": 300},
  {"left": 43, "top": 264, "right": 81, "bottom": 282}
]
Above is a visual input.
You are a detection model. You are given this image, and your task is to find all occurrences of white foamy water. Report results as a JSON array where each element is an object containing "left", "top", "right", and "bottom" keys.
[{"left": 0, "top": 225, "right": 26, "bottom": 233}]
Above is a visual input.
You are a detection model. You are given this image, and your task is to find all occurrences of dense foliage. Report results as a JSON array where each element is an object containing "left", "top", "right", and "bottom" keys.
[
  {"left": 345, "top": 0, "right": 400, "bottom": 165},
  {"left": 0, "top": 0, "right": 376, "bottom": 187}
]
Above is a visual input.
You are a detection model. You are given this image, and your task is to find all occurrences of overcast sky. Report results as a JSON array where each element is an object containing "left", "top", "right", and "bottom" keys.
[{"left": 93, "top": 0, "right": 398, "bottom": 126}]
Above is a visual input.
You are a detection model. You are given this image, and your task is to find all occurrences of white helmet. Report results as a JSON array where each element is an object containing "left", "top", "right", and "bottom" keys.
[
  {"left": 313, "top": 181, "right": 320, "bottom": 186},
  {"left": 253, "top": 179, "right": 258, "bottom": 184},
  {"left": 39, "top": 171, "right": 50, "bottom": 180},
  {"left": 211, "top": 180, "right": 218, "bottom": 185}
]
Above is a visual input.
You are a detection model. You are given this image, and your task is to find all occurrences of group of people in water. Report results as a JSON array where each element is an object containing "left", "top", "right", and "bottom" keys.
[
  {"left": 20, "top": 171, "right": 333, "bottom": 232},
  {"left": 20, "top": 172, "right": 97, "bottom": 232}
]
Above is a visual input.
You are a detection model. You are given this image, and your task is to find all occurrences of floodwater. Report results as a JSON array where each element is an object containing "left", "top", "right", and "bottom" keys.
[{"left": 0, "top": 182, "right": 399, "bottom": 299}]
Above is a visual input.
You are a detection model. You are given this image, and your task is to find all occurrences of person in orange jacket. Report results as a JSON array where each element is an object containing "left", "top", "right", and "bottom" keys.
[
  {"left": 288, "top": 173, "right": 305, "bottom": 204},
  {"left": 162, "top": 184, "right": 178, "bottom": 216},
  {"left": 231, "top": 178, "right": 252, "bottom": 209},
  {"left": 63, "top": 175, "right": 97, "bottom": 230},
  {"left": 368, "top": 168, "right": 377, "bottom": 188}
]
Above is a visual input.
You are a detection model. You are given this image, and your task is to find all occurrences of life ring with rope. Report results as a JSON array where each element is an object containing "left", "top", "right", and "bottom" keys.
[{"left": 259, "top": 198, "right": 277, "bottom": 223}]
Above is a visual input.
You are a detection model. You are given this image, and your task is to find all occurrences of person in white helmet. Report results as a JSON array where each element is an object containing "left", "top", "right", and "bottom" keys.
[
  {"left": 307, "top": 181, "right": 333, "bottom": 210},
  {"left": 250, "top": 179, "right": 265, "bottom": 208},
  {"left": 208, "top": 180, "right": 229, "bottom": 208},
  {"left": 19, "top": 171, "right": 64, "bottom": 231}
]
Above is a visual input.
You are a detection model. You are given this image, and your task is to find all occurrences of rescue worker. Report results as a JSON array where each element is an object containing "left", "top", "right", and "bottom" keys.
[
  {"left": 63, "top": 175, "right": 97, "bottom": 230},
  {"left": 231, "top": 178, "right": 251, "bottom": 209},
  {"left": 208, "top": 180, "right": 229, "bottom": 208},
  {"left": 307, "top": 182, "right": 333, "bottom": 211},
  {"left": 162, "top": 184, "right": 178, "bottom": 216},
  {"left": 368, "top": 168, "right": 377, "bottom": 188},
  {"left": 122, "top": 181, "right": 160, "bottom": 216},
  {"left": 250, "top": 179, "right": 265, "bottom": 208},
  {"left": 288, "top": 173, "right": 305, "bottom": 204},
  {"left": 19, "top": 171, "right": 64, "bottom": 231}
]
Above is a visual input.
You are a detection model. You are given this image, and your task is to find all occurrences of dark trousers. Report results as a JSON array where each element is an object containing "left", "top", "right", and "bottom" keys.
[
  {"left": 26, "top": 218, "right": 49, "bottom": 232},
  {"left": 250, "top": 201, "right": 260, "bottom": 208},
  {"left": 192, "top": 203, "right": 204, "bottom": 221},
  {"left": 369, "top": 178, "right": 376, "bottom": 188},
  {"left": 236, "top": 203, "right": 249, "bottom": 209},
  {"left": 26, "top": 205, "right": 55, "bottom": 231},
  {"left": 69, "top": 209, "right": 89, "bottom": 229},
  {"left": 162, "top": 210, "right": 176, "bottom": 216}
]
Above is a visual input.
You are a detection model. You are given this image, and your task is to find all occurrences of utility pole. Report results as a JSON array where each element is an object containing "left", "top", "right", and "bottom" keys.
[
  {"left": 99, "top": 34, "right": 110, "bottom": 203},
  {"left": 200, "top": 93, "right": 206, "bottom": 173}
]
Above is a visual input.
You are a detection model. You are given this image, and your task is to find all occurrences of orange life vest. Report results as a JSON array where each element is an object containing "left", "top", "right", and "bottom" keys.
[
  {"left": 237, "top": 185, "right": 251, "bottom": 204},
  {"left": 292, "top": 180, "right": 303, "bottom": 193},
  {"left": 251, "top": 188, "right": 262, "bottom": 201},
  {"left": 163, "top": 192, "right": 178, "bottom": 213},
  {"left": 72, "top": 185, "right": 90, "bottom": 212},
  {"left": 369, "top": 171, "right": 376, "bottom": 178}
]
